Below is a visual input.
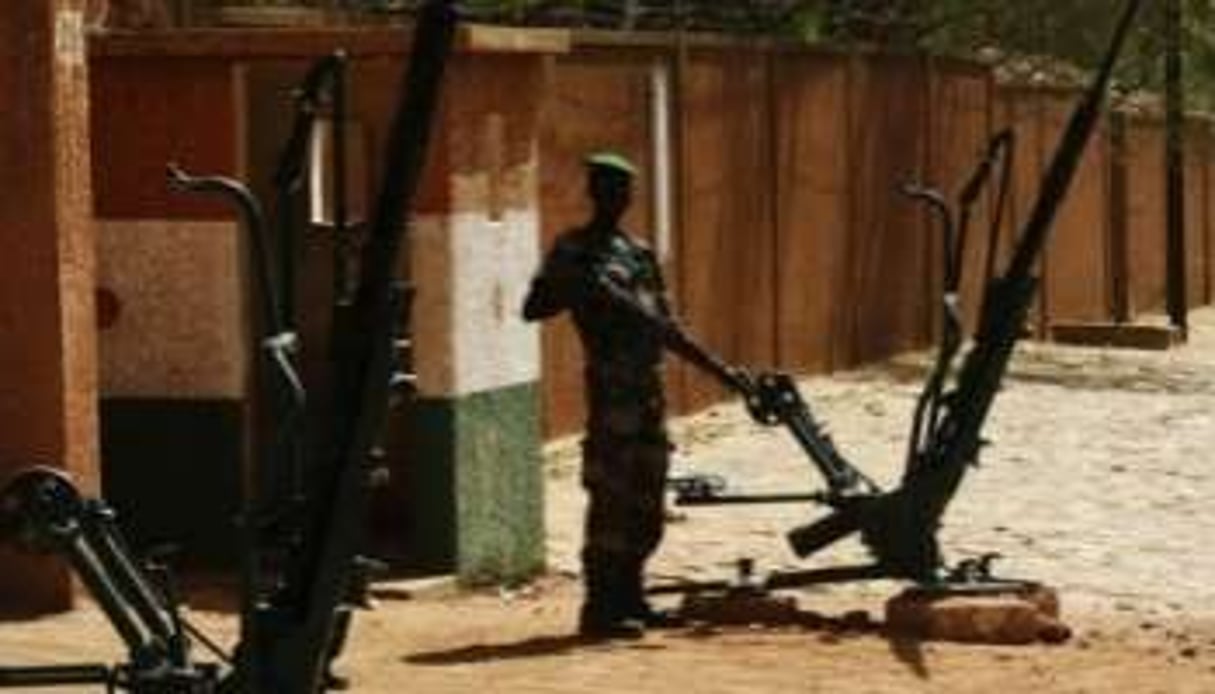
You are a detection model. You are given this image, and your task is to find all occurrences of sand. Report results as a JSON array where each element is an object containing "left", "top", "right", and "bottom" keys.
[{"left": 5, "top": 308, "right": 1215, "bottom": 692}]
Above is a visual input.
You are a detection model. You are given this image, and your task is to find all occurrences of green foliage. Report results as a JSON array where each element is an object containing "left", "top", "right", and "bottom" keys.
[
  {"left": 458, "top": 0, "right": 549, "bottom": 21},
  {"left": 340, "top": 0, "right": 1215, "bottom": 107},
  {"left": 814, "top": 0, "right": 1215, "bottom": 109}
]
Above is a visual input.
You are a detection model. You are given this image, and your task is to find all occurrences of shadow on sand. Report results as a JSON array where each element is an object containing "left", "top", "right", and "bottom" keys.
[
  {"left": 404, "top": 634, "right": 666, "bottom": 665},
  {"left": 402, "top": 603, "right": 930, "bottom": 678}
]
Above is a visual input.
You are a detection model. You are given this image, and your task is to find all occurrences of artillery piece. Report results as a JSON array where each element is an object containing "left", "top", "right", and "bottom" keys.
[
  {"left": 0, "top": 1, "right": 456, "bottom": 691},
  {"left": 626, "top": 0, "right": 1143, "bottom": 594}
]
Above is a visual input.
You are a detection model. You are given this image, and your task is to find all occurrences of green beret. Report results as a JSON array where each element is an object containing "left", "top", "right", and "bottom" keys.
[{"left": 585, "top": 151, "right": 638, "bottom": 177}]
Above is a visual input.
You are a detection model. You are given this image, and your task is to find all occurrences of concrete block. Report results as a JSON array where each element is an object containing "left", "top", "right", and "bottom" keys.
[
  {"left": 885, "top": 583, "right": 1071, "bottom": 645},
  {"left": 1050, "top": 322, "right": 1182, "bottom": 350}
]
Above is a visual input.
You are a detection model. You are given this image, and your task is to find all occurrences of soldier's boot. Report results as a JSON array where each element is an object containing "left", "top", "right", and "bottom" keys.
[
  {"left": 620, "top": 559, "right": 684, "bottom": 629},
  {"left": 579, "top": 558, "right": 644, "bottom": 640},
  {"left": 322, "top": 607, "right": 353, "bottom": 690},
  {"left": 578, "top": 604, "right": 645, "bottom": 640}
]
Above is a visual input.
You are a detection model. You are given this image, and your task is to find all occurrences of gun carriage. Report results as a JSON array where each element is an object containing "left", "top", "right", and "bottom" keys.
[
  {"left": 0, "top": 1, "right": 456, "bottom": 690},
  {"left": 0, "top": 0, "right": 1144, "bottom": 685},
  {"left": 639, "top": 0, "right": 1142, "bottom": 595}
]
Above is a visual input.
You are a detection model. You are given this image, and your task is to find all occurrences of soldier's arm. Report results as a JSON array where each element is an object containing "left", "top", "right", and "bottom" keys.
[
  {"left": 644, "top": 246, "right": 675, "bottom": 317},
  {"left": 522, "top": 274, "right": 564, "bottom": 321},
  {"left": 522, "top": 243, "right": 584, "bottom": 321}
]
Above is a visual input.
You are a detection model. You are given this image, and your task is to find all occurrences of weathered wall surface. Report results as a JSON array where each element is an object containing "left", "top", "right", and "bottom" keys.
[
  {"left": 678, "top": 48, "right": 779, "bottom": 409},
  {"left": 96, "top": 221, "right": 246, "bottom": 399},
  {"left": 0, "top": 0, "right": 99, "bottom": 613},
  {"left": 1030, "top": 89, "right": 1114, "bottom": 325},
  {"left": 88, "top": 55, "right": 246, "bottom": 565},
  {"left": 773, "top": 52, "right": 851, "bottom": 375},
  {"left": 924, "top": 60, "right": 995, "bottom": 336},
  {"left": 539, "top": 44, "right": 1007, "bottom": 437},
  {"left": 409, "top": 54, "right": 548, "bottom": 582},
  {"left": 537, "top": 39, "right": 1215, "bottom": 439},
  {"left": 1184, "top": 122, "right": 1210, "bottom": 307},
  {"left": 1125, "top": 117, "right": 1170, "bottom": 315},
  {"left": 86, "top": 29, "right": 557, "bottom": 583},
  {"left": 842, "top": 54, "right": 932, "bottom": 367}
]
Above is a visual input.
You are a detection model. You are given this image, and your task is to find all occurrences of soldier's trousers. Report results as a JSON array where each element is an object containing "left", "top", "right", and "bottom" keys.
[{"left": 580, "top": 432, "right": 670, "bottom": 621}]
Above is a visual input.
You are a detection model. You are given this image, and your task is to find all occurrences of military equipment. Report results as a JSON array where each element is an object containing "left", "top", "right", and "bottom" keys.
[
  {"left": 643, "top": 0, "right": 1141, "bottom": 589},
  {"left": 792, "top": 0, "right": 1142, "bottom": 582},
  {"left": 0, "top": 1, "right": 456, "bottom": 691},
  {"left": 0, "top": 466, "right": 223, "bottom": 691}
]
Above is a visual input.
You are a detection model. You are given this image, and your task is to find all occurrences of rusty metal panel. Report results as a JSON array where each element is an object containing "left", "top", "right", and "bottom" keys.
[
  {"left": 90, "top": 57, "right": 238, "bottom": 220},
  {"left": 1041, "top": 90, "right": 1112, "bottom": 324},
  {"left": 994, "top": 86, "right": 1051, "bottom": 334},
  {"left": 1125, "top": 117, "right": 1168, "bottom": 315},
  {"left": 1206, "top": 125, "right": 1215, "bottom": 306},
  {"left": 773, "top": 52, "right": 850, "bottom": 375},
  {"left": 993, "top": 86, "right": 1112, "bottom": 329},
  {"left": 1184, "top": 120, "right": 1209, "bottom": 307},
  {"left": 676, "top": 48, "right": 777, "bottom": 411},
  {"left": 538, "top": 54, "right": 655, "bottom": 438},
  {"left": 840, "top": 54, "right": 931, "bottom": 366},
  {"left": 925, "top": 62, "right": 995, "bottom": 335}
]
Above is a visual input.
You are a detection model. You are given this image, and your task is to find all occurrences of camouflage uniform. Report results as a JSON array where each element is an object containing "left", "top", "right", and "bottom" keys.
[{"left": 524, "top": 224, "right": 671, "bottom": 630}]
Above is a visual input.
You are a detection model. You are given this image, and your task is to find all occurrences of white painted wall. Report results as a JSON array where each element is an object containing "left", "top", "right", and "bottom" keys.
[{"left": 412, "top": 209, "right": 542, "bottom": 399}]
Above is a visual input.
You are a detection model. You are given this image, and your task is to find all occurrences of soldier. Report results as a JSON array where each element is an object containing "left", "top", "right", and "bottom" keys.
[{"left": 523, "top": 151, "right": 679, "bottom": 639}]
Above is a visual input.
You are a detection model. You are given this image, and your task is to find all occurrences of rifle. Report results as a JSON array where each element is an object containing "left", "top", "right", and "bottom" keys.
[
  {"left": 594, "top": 270, "right": 878, "bottom": 501},
  {"left": 0, "top": 1, "right": 456, "bottom": 691},
  {"left": 651, "top": 0, "right": 1141, "bottom": 588}
]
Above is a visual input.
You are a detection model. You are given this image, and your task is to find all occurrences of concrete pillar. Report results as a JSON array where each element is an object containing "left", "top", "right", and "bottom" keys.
[
  {"left": 408, "top": 53, "right": 548, "bottom": 584},
  {"left": 0, "top": 0, "right": 99, "bottom": 613}
]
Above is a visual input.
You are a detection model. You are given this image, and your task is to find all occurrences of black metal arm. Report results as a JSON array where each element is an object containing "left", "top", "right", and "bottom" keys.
[
  {"left": 787, "top": 0, "right": 1143, "bottom": 581},
  {"left": 0, "top": 467, "right": 220, "bottom": 692},
  {"left": 901, "top": 128, "right": 1015, "bottom": 477},
  {"left": 272, "top": 52, "right": 352, "bottom": 326},
  {"left": 239, "top": 3, "right": 456, "bottom": 692}
]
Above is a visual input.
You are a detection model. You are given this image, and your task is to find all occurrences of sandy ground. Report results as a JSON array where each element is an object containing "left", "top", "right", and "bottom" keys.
[{"left": 5, "top": 309, "right": 1215, "bottom": 692}]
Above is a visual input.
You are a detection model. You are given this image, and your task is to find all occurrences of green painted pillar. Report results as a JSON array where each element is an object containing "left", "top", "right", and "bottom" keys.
[{"left": 407, "top": 51, "right": 555, "bottom": 584}]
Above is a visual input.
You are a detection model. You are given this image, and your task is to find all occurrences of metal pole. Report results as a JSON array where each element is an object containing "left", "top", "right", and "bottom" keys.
[
  {"left": 1109, "top": 113, "right": 1132, "bottom": 323},
  {"left": 1165, "top": 0, "right": 1188, "bottom": 337}
]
